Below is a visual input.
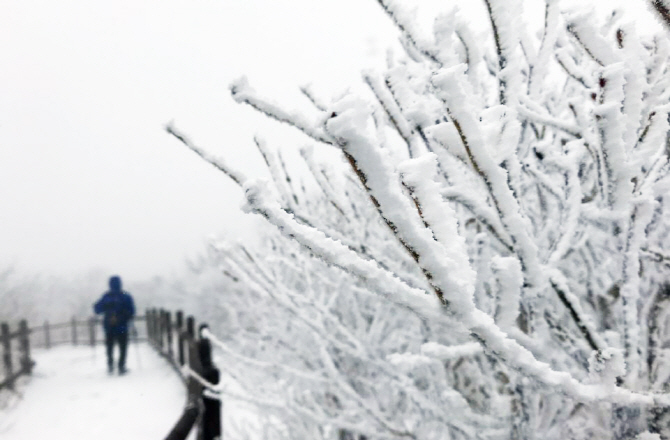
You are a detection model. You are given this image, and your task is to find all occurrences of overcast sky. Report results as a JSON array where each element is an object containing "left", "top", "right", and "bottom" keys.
[
  {"left": 0, "top": 0, "right": 403, "bottom": 280},
  {"left": 0, "top": 0, "right": 661, "bottom": 281}
]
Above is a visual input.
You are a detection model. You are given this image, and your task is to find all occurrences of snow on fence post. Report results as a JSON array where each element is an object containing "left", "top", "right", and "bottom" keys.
[
  {"left": 88, "top": 317, "right": 96, "bottom": 347},
  {"left": 198, "top": 324, "right": 221, "bottom": 440},
  {"left": 44, "top": 321, "right": 50, "bottom": 349},
  {"left": 176, "top": 310, "right": 185, "bottom": 367},
  {"left": 71, "top": 316, "right": 77, "bottom": 346},
  {"left": 18, "top": 320, "right": 32, "bottom": 375},
  {"left": 1, "top": 322, "right": 13, "bottom": 390}
]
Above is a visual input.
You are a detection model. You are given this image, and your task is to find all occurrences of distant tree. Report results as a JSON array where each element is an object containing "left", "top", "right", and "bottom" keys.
[
  {"left": 169, "top": 0, "right": 670, "bottom": 438},
  {"left": 0, "top": 267, "right": 39, "bottom": 325}
]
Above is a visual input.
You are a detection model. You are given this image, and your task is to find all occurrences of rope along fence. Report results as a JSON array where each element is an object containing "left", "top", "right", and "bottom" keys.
[{"left": 145, "top": 308, "right": 222, "bottom": 440}]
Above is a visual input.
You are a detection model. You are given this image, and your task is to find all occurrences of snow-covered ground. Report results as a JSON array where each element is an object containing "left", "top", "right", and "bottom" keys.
[{"left": 0, "top": 343, "right": 186, "bottom": 440}]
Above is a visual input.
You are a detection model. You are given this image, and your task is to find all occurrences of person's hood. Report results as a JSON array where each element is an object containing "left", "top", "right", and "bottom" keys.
[{"left": 109, "top": 275, "right": 122, "bottom": 292}]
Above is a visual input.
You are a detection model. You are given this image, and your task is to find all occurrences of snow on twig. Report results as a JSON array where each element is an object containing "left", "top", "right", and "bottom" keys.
[
  {"left": 202, "top": 328, "right": 328, "bottom": 385},
  {"left": 516, "top": 95, "right": 581, "bottom": 138},
  {"left": 230, "top": 77, "right": 336, "bottom": 146},
  {"left": 241, "top": 179, "right": 444, "bottom": 320},
  {"left": 165, "top": 122, "right": 247, "bottom": 186},
  {"left": 432, "top": 64, "right": 542, "bottom": 290},
  {"left": 420, "top": 342, "right": 483, "bottom": 360},
  {"left": 374, "top": 0, "right": 440, "bottom": 66}
]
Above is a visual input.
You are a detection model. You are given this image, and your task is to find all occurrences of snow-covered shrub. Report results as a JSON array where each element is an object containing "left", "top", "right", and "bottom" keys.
[
  {"left": 169, "top": 0, "right": 670, "bottom": 438},
  {"left": 184, "top": 178, "right": 508, "bottom": 439}
]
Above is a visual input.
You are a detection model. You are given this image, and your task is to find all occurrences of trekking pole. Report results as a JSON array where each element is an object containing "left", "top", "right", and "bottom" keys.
[{"left": 132, "top": 320, "right": 142, "bottom": 370}]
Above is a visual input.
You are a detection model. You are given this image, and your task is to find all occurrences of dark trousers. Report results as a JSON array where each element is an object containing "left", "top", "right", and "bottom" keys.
[{"left": 105, "top": 331, "right": 128, "bottom": 369}]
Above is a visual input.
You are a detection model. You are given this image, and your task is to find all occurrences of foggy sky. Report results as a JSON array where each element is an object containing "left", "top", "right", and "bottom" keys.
[
  {"left": 0, "top": 0, "right": 659, "bottom": 281},
  {"left": 0, "top": 0, "right": 398, "bottom": 280}
]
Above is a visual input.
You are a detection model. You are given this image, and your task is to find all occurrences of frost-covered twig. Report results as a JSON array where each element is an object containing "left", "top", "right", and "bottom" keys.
[
  {"left": 548, "top": 272, "right": 603, "bottom": 352},
  {"left": 299, "top": 84, "right": 328, "bottom": 112},
  {"left": 202, "top": 328, "right": 327, "bottom": 384},
  {"left": 441, "top": 187, "right": 515, "bottom": 252},
  {"left": 420, "top": 342, "right": 483, "bottom": 361},
  {"left": 432, "top": 65, "right": 542, "bottom": 290},
  {"left": 166, "top": 122, "right": 247, "bottom": 186},
  {"left": 642, "top": 247, "right": 670, "bottom": 268},
  {"left": 363, "top": 72, "right": 421, "bottom": 157},
  {"left": 242, "top": 179, "right": 444, "bottom": 320},
  {"left": 650, "top": 0, "right": 670, "bottom": 31},
  {"left": 254, "top": 137, "right": 298, "bottom": 212},
  {"left": 516, "top": 96, "right": 581, "bottom": 138},
  {"left": 373, "top": 0, "right": 440, "bottom": 65},
  {"left": 230, "top": 77, "right": 336, "bottom": 146}
]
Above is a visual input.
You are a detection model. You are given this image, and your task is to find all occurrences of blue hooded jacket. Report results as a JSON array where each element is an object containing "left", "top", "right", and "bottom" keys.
[{"left": 93, "top": 276, "right": 136, "bottom": 335}]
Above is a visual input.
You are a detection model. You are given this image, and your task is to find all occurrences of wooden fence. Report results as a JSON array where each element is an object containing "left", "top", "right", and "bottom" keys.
[
  {"left": 146, "top": 308, "right": 222, "bottom": 440},
  {"left": 0, "top": 316, "right": 148, "bottom": 390},
  {"left": 1, "top": 311, "right": 221, "bottom": 439},
  {"left": 32, "top": 316, "right": 148, "bottom": 349},
  {"left": 0, "top": 320, "right": 33, "bottom": 390}
]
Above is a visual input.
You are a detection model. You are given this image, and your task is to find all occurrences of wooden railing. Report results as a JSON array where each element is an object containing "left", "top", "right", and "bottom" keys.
[
  {"left": 0, "top": 320, "right": 33, "bottom": 390},
  {"left": 146, "top": 308, "right": 222, "bottom": 440},
  {"left": 0, "top": 316, "right": 148, "bottom": 390},
  {"left": 31, "top": 316, "right": 148, "bottom": 349},
  {"left": 1, "top": 311, "right": 222, "bottom": 439}
]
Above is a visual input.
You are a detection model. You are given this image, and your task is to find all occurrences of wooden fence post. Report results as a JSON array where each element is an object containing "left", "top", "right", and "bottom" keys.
[
  {"left": 146, "top": 309, "right": 153, "bottom": 346},
  {"left": 162, "top": 311, "right": 223, "bottom": 440},
  {"left": 198, "top": 324, "right": 221, "bottom": 440},
  {"left": 166, "top": 310, "right": 173, "bottom": 359},
  {"left": 186, "top": 316, "right": 195, "bottom": 368},
  {"left": 88, "top": 317, "right": 96, "bottom": 347},
  {"left": 1, "top": 322, "right": 13, "bottom": 390},
  {"left": 44, "top": 321, "right": 51, "bottom": 349},
  {"left": 150, "top": 309, "right": 157, "bottom": 347},
  {"left": 18, "top": 320, "right": 33, "bottom": 375},
  {"left": 153, "top": 308, "right": 159, "bottom": 348},
  {"left": 159, "top": 309, "right": 166, "bottom": 353},
  {"left": 176, "top": 311, "right": 185, "bottom": 367},
  {"left": 154, "top": 308, "right": 161, "bottom": 348},
  {"left": 186, "top": 316, "right": 195, "bottom": 338},
  {"left": 71, "top": 317, "right": 78, "bottom": 346},
  {"left": 165, "top": 317, "right": 201, "bottom": 440}
]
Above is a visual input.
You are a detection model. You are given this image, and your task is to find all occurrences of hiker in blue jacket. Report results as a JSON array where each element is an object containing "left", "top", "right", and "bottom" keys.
[{"left": 93, "top": 275, "right": 135, "bottom": 374}]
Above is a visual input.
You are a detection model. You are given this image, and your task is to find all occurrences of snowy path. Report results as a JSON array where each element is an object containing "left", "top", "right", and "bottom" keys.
[{"left": 0, "top": 343, "right": 186, "bottom": 440}]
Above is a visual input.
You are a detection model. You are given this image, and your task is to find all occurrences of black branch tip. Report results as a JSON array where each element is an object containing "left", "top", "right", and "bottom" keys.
[{"left": 616, "top": 29, "right": 625, "bottom": 48}]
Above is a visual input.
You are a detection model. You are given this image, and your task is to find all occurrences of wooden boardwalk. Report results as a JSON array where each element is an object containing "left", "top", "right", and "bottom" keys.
[{"left": 0, "top": 343, "right": 185, "bottom": 440}]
